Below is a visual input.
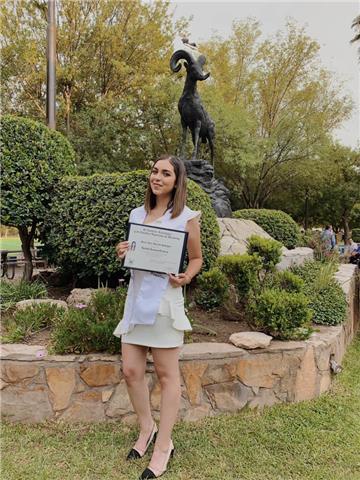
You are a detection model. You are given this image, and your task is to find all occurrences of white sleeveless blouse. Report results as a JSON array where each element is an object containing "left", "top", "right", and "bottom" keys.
[{"left": 113, "top": 204, "right": 201, "bottom": 337}]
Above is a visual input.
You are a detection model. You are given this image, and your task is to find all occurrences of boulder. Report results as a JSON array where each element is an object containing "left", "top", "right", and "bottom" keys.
[{"left": 229, "top": 332, "right": 273, "bottom": 349}]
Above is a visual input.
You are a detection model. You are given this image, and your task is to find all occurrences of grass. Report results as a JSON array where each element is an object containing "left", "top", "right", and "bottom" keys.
[
  {"left": 0, "top": 236, "right": 42, "bottom": 251},
  {"left": 2, "top": 334, "right": 360, "bottom": 480}
]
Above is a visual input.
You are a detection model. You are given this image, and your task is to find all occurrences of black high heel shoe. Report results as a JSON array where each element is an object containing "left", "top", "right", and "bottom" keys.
[
  {"left": 126, "top": 422, "right": 158, "bottom": 460},
  {"left": 139, "top": 439, "right": 175, "bottom": 479}
]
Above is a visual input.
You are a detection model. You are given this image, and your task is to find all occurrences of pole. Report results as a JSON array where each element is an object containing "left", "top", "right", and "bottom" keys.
[{"left": 46, "top": 0, "right": 56, "bottom": 129}]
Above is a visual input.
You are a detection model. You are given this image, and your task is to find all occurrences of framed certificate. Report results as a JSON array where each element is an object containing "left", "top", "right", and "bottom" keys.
[{"left": 122, "top": 222, "right": 188, "bottom": 274}]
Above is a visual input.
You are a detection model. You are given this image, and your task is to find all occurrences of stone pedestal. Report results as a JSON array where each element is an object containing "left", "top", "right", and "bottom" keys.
[{"left": 184, "top": 159, "right": 232, "bottom": 217}]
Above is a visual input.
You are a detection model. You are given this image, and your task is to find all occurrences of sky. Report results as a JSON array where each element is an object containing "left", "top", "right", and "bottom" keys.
[{"left": 169, "top": 1, "right": 359, "bottom": 149}]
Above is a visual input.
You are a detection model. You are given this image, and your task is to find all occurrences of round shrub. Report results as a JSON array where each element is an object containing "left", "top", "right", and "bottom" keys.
[
  {"left": 309, "top": 281, "right": 347, "bottom": 325},
  {"left": 217, "top": 253, "right": 262, "bottom": 299},
  {"left": 195, "top": 267, "right": 230, "bottom": 310},
  {"left": 247, "top": 288, "right": 313, "bottom": 340},
  {"left": 234, "top": 209, "right": 300, "bottom": 249},
  {"left": 246, "top": 235, "right": 282, "bottom": 272},
  {"left": 41, "top": 171, "right": 220, "bottom": 279},
  {"left": 264, "top": 270, "right": 304, "bottom": 293},
  {"left": 0, "top": 115, "right": 76, "bottom": 227}
]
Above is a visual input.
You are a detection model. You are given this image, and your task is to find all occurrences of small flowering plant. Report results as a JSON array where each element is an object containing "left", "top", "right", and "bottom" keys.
[{"left": 74, "top": 303, "right": 87, "bottom": 309}]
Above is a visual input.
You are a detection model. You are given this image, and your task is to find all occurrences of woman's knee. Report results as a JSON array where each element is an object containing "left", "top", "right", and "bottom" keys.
[{"left": 122, "top": 364, "right": 145, "bottom": 384}]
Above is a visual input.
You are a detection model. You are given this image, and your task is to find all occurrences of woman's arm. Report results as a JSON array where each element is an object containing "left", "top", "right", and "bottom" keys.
[{"left": 169, "top": 216, "right": 203, "bottom": 287}]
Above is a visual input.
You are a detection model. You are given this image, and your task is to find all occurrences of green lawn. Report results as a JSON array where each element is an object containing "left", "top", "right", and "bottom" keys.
[
  {"left": 2, "top": 334, "right": 360, "bottom": 480},
  {"left": 0, "top": 237, "right": 42, "bottom": 251}
]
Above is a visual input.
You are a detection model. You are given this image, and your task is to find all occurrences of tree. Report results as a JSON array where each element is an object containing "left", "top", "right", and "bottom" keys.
[
  {"left": 1, "top": 0, "right": 188, "bottom": 172},
  {"left": 200, "top": 20, "right": 353, "bottom": 208},
  {"left": 0, "top": 116, "right": 76, "bottom": 281}
]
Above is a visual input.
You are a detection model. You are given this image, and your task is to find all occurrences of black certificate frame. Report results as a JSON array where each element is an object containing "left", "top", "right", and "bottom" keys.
[{"left": 123, "top": 222, "right": 188, "bottom": 275}]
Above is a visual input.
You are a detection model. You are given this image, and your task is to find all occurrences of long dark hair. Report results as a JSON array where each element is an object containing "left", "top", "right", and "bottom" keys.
[{"left": 144, "top": 154, "right": 187, "bottom": 218}]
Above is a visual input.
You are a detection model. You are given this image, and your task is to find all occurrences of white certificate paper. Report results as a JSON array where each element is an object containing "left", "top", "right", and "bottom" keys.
[{"left": 123, "top": 222, "right": 188, "bottom": 274}]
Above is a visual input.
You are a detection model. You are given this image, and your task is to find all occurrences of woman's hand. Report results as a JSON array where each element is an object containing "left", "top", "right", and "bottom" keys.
[
  {"left": 115, "top": 241, "right": 129, "bottom": 259},
  {"left": 169, "top": 272, "right": 190, "bottom": 287}
]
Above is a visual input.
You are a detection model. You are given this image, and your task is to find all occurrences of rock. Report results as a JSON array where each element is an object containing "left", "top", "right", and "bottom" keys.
[
  {"left": 180, "top": 362, "right": 208, "bottom": 405},
  {"left": 276, "top": 247, "right": 314, "bottom": 271},
  {"left": 181, "top": 404, "right": 213, "bottom": 422},
  {"left": 79, "top": 364, "right": 121, "bottom": 387},
  {"left": 217, "top": 218, "right": 273, "bottom": 256},
  {"left": 66, "top": 288, "right": 95, "bottom": 307},
  {"left": 15, "top": 299, "right": 68, "bottom": 311},
  {"left": 294, "top": 346, "right": 318, "bottom": 402},
  {"left": 106, "top": 380, "right": 134, "bottom": 417},
  {"left": 1, "top": 385, "right": 53, "bottom": 423},
  {"left": 2, "top": 363, "right": 39, "bottom": 383},
  {"left": 205, "top": 381, "right": 253, "bottom": 411},
  {"left": 45, "top": 367, "right": 76, "bottom": 411},
  {"left": 58, "top": 391, "right": 105, "bottom": 422},
  {"left": 229, "top": 332, "right": 273, "bottom": 349}
]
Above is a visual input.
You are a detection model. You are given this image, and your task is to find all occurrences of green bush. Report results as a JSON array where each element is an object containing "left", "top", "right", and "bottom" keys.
[
  {"left": 352, "top": 228, "right": 360, "bottom": 243},
  {"left": 0, "top": 280, "right": 48, "bottom": 311},
  {"left": 217, "top": 253, "right": 262, "bottom": 299},
  {"left": 264, "top": 270, "right": 304, "bottom": 293},
  {"left": 234, "top": 209, "right": 300, "bottom": 249},
  {"left": 40, "top": 171, "right": 219, "bottom": 280},
  {"left": 291, "top": 260, "right": 346, "bottom": 326},
  {"left": 50, "top": 287, "right": 126, "bottom": 354},
  {"left": 310, "top": 282, "right": 347, "bottom": 326},
  {"left": 2, "top": 303, "right": 64, "bottom": 343},
  {"left": 195, "top": 267, "right": 230, "bottom": 310},
  {"left": 246, "top": 235, "right": 282, "bottom": 272},
  {"left": 247, "top": 288, "right": 313, "bottom": 340},
  {"left": 0, "top": 115, "right": 76, "bottom": 228}
]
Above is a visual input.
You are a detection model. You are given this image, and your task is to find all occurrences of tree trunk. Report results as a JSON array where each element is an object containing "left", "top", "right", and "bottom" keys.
[
  {"left": 343, "top": 211, "right": 351, "bottom": 245},
  {"left": 18, "top": 226, "right": 35, "bottom": 282},
  {"left": 304, "top": 189, "right": 309, "bottom": 231}
]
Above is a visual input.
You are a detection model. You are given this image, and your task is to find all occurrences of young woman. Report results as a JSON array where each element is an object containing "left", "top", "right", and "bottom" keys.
[{"left": 113, "top": 154, "right": 203, "bottom": 479}]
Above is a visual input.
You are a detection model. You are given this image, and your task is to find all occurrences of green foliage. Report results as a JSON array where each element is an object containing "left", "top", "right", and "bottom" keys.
[
  {"left": 234, "top": 209, "right": 300, "bottom": 249},
  {"left": 217, "top": 253, "right": 262, "bottom": 299},
  {"left": 0, "top": 280, "right": 48, "bottom": 311},
  {"left": 350, "top": 203, "right": 360, "bottom": 229},
  {"left": 195, "top": 267, "right": 230, "bottom": 310},
  {"left": 247, "top": 288, "right": 313, "bottom": 340},
  {"left": 40, "top": 171, "right": 219, "bottom": 279},
  {"left": 310, "top": 282, "right": 347, "bottom": 326},
  {"left": 264, "top": 270, "right": 304, "bottom": 293},
  {"left": 0, "top": 115, "right": 76, "bottom": 227},
  {"left": 291, "top": 260, "right": 346, "bottom": 325},
  {"left": 352, "top": 228, "right": 360, "bottom": 242},
  {"left": 246, "top": 235, "right": 283, "bottom": 271},
  {"left": 50, "top": 288, "right": 126, "bottom": 354},
  {"left": 2, "top": 303, "right": 64, "bottom": 343}
]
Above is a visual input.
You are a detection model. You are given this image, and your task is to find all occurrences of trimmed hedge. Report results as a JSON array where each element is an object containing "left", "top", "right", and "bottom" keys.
[
  {"left": 195, "top": 267, "right": 230, "bottom": 310},
  {"left": 233, "top": 209, "right": 300, "bottom": 249},
  {"left": 247, "top": 235, "right": 282, "bottom": 272},
  {"left": 0, "top": 115, "right": 76, "bottom": 227},
  {"left": 217, "top": 253, "right": 262, "bottom": 299},
  {"left": 40, "top": 171, "right": 220, "bottom": 279},
  {"left": 247, "top": 288, "right": 313, "bottom": 340}
]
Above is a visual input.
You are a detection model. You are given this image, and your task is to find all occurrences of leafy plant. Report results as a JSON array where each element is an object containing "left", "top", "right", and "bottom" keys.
[
  {"left": 195, "top": 267, "right": 230, "bottom": 310},
  {"left": 50, "top": 287, "right": 126, "bottom": 354},
  {"left": 0, "top": 279, "right": 48, "bottom": 311},
  {"left": 217, "top": 253, "right": 262, "bottom": 299},
  {"left": 2, "top": 302, "right": 65, "bottom": 343},
  {"left": 247, "top": 288, "right": 313, "bottom": 340},
  {"left": 246, "top": 235, "right": 282, "bottom": 272}
]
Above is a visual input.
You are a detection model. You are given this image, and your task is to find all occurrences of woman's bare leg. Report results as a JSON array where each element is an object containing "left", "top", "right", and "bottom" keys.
[
  {"left": 121, "top": 343, "right": 155, "bottom": 451},
  {"left": 147, "top": 347, "right": 181, "bottom": 471}
]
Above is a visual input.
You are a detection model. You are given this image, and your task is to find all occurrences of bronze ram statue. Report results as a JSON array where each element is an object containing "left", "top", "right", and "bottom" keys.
[{"left": 170, "top": 49, "right": 215, "bottom": 162}]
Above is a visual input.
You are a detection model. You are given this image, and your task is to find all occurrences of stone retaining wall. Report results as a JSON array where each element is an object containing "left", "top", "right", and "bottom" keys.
[{"left": 1, "top": 265, "right": 358, "bottom": 424}]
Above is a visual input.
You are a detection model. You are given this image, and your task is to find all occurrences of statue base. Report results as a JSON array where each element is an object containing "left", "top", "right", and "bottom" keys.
[{"left": 184, "top": 160, "right": 232, "bottom": 217}]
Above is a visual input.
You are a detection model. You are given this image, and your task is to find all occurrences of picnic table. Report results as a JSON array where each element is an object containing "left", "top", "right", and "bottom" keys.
[{"left": 0, "top": 247, "right": 48, "bottom": 279}]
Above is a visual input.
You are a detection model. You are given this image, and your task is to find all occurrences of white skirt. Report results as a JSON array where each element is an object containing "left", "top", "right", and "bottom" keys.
[{"left": 117, "top": 283, "right": 192, "bottom": 349}]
